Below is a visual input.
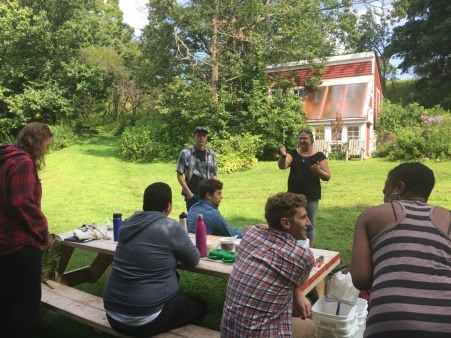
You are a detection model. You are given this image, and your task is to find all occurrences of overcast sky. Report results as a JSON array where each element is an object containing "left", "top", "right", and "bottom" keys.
[{"left": 119, "top": 0, "right": 148, "bottom": 36}]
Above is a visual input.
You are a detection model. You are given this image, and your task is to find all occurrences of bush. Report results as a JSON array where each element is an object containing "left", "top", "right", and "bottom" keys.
[
  {"left": 120, "top": 126, "right": 154, "bottom": 162},
  {"left": 375, "top": 101, "right": 451, "bottom": 160},
  {"left": 208, "top": 133, "right": 261, "bottom": 173},
  {"left": 49, "top": 124, "right": 78, "bottom": 151}
]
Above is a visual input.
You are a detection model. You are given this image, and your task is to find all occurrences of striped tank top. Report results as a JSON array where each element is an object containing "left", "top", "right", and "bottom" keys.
[{"left": 364, "top": 200, "right": 451, "bottom": 337}]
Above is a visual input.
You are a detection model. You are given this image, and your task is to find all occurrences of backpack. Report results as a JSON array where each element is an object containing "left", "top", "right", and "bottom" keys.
[{"left": 41, "top": 234, "right": 63, "bottom": 282}]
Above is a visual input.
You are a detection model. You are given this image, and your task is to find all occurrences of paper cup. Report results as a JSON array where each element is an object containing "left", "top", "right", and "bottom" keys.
[{"left": 219, "top": 237, "right": 236, "bottom": 253}]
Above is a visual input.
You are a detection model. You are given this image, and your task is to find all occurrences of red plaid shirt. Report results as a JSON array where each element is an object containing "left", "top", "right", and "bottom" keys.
[
  {"left": 0, "top": 145, "right": 49, "bottom": 255},
  {"left": 221, "top": 225, "right": 314, "bottom": 337}
]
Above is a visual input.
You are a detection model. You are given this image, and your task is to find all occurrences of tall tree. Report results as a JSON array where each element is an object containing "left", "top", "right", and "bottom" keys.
[
  {"left": 340, "top": 0, "right": 397, "bottom": 90},
  {"left": 141, "top": 0, "right": 341, "bottom": 102},
  {"left": 388, "top": 0, "right": 451, "bottom": 109},
  {"left": 0, "top": 0, "right": 136, "bottom": 135}
]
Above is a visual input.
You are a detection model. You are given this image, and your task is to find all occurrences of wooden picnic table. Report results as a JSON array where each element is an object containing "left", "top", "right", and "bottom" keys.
[{"left": 57, "top": 228, "right": 340, "bottom": 296}]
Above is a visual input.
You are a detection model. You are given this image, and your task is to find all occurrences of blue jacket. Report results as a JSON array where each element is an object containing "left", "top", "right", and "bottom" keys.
[{"left": 187, "top": 200, "right": 243, "bottom": 238}]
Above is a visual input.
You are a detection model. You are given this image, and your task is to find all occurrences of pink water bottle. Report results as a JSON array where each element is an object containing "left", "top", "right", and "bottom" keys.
[{"left": 195, "top": 214, "right": 207, "bottom": 257}]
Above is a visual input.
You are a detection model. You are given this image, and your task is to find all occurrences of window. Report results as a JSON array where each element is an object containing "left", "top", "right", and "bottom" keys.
[
  {"left": 314, "top": 126, "right": 325, "bottom": 140},
  {"left": 347, "top": 126, "right": 360, "bottom": 140},
  {"left": 292, "top": 87, "right": 306, "bottom": 99},
  {"left": 342, "top": 83, "right": 366, "bottom": 118}
]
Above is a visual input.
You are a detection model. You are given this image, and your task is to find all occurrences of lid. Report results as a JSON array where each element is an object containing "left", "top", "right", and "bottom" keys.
[
  {"left": 113, "top": 212, "right": 122, "bottom": 218},
  {"left": 197, "top": 214, "right": 204, "bottom": 219},
  {"left": 179, "top": 212, "right": 187, "bottom": 219}
]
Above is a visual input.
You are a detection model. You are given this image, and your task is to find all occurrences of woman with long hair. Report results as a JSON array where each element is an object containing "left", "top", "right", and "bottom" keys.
[{"left": 0, "top": 122, "right": 53, "bottom": 338}]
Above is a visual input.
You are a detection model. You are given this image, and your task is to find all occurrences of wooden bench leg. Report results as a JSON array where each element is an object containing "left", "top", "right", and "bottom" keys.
[
  {"left": 310, "top": 279, "right": 326, "bottom": 299},
  {"left": 60, "top": 253, "right": 113, "bottom": 286}
]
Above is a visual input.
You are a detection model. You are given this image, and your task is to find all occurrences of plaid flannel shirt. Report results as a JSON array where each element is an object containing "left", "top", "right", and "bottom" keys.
[
  {"left": 0, "top": 145, "right": 49, "bottom": 254},
  {"left": 221, "top": 225, "right": 314, "bottom": 337}
]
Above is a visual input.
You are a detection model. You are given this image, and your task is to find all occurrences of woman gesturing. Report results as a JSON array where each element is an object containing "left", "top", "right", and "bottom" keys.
[{"left": 278, "top": 128, "right": 331, "bottom": 247}]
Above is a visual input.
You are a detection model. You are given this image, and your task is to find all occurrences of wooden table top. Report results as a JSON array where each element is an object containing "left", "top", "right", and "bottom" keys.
[{"left": 59, "top": 227, "right": 340, "bottom": 291}]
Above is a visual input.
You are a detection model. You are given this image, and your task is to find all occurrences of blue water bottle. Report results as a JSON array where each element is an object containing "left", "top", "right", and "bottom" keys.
[{"left": 113, "top": 212, "right": 122, "bottom": 242}]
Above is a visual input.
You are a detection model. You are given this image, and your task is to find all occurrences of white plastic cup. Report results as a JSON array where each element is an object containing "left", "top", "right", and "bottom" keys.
[{"left": 220, "top": 237, "right": 235, "bottom": 253}]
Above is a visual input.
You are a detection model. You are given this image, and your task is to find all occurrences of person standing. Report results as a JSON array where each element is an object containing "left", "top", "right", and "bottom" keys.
[
  {"left": 278, "top": 128, "right": 331, "bottom": 247},
  {"left": 0, "top": 122, "right": 53, "bottom": 338},
  {"left": 221, "top": 192, "right": 317, "bottom": 338},
  {"left": 103, "top": 182, "right": 207, "bottom": 337},
  {"left": 351, "top": 162, "right": 451, "bottom": 337},
  {"left": 187, "top": 179, "right": 247, "bottom": 238},
  {"left": 176, "top": 126, "right": 218, "bottom": 211}
]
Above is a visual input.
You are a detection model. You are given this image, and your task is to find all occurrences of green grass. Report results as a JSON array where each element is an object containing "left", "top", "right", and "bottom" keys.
[{"left": 37, "top": 136, "right": 451, "bottom": 337}]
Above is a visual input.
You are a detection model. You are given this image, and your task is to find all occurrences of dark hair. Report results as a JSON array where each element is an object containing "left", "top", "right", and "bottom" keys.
[
  {"left": 143, "top": 182, "right": 172, "bottom": 212},
  {"left": 16, "top": 122, "right": 52, "bottom": 170},
  {"left": 265, "top": 192, "right": 307, "bottom": 230},
  {"left": 199, "top": 179, "right": 223, "bottom": 199},
  {"left": 298, "top": 127, "right": 314, "bottom": 143},
  {"left": 387, "top": 162, "right": 435, "bottom": 200}
]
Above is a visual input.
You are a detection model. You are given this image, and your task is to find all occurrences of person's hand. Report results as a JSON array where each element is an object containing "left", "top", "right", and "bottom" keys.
[
  {"left": 311, "top": 161, "right": 321, "bottom": 174},
  {"left": 293, "top": 288, "right": 312, "bottom": 320},
  {"left": 279, "top": 145, "right": 287, "bottom": 157}
]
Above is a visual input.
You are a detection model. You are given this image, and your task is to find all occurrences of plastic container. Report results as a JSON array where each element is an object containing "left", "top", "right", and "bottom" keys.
[
  {"left": 219, "top": 237, "right": 235, "bottom": 252},
  {"left": 113, "top": 212, "right": 122, "bottom": 242},
  {"left": 312, "top": 296, "right": 358, "bottom": 337},
  {"left": 354, "top": 298, "right": 368, "bottom": 338},
  {"left": 179, "top": 212, "right": 188, "bottom": 233},
  {"left": 316, "top": 322, "right": 359, "bottom": 338},
  {"left": 195, "top": 214, "right": 207, "bottom": 257}
]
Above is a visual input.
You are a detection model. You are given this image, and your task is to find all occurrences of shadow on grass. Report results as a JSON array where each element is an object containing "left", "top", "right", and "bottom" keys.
[
  {"left": 227, "top": 216, "right": 263, "bottom": 227},
  {"left": 77, "top": 136, "right": 122, "bottom": 158}
]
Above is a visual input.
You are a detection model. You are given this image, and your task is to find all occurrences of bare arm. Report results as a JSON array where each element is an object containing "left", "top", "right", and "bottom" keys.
[
  {"left": 292, "top": 287, "right": 312, "bottom": 319},
  {"left": 176, "top": 172, "right": 194, "bottom": 199},
  {"left": 350, "top": 211, "right": 373, "bottom": 291},
  {"left": 311, "top": 158, "right": 331, "bottom": 181},
  {"left": 278, "top": 145, "right": 293, "bottom": 169}
]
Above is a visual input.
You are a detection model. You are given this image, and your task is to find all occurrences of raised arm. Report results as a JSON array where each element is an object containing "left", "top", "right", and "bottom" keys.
[{"left": 278, "top": 145, "right": 293, "bottom": 169}]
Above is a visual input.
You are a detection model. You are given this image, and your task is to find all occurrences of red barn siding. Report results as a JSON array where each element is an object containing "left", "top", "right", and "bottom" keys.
[{"left": 291, "top": 61, "right": 373, "bottom": 86}]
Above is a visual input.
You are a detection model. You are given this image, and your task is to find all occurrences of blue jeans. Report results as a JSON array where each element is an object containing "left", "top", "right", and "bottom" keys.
[
  {"left": 107, "top": 293, "right": 207, "bottom": 337},
  {"left": 306, "top": 199, "right": 319, "bottom": 241}
]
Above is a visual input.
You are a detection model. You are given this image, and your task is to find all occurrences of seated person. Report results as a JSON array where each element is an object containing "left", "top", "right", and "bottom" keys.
[
  {"left": 103, "top": 182, "right": 207, "bottom": 337},
  {"left": 351, "top": 162, "right": 451, "bottom": 337},
  {"left": 187, "top": 179, "right": 246, "bottom": 238},
  {"left": 221, "top": 192, "right": 317, "bottom": 337}
]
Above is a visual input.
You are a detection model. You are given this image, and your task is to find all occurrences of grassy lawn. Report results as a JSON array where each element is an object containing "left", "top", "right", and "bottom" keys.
[{"left": 37, "top": 136, "right": 451, "bottom": 337}]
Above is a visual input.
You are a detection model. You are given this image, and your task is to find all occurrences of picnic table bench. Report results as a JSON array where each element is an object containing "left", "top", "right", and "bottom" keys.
[
  {"left": 41, "top": 228, "right": 339, "bottom": 336},
  {"left": 41, "top": 280, "right": 220, "bottom": 337}
]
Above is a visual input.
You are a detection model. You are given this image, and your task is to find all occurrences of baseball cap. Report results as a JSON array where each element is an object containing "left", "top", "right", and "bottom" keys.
[{"left": 194, "top": 126, "right": 209, "bottom": 134}]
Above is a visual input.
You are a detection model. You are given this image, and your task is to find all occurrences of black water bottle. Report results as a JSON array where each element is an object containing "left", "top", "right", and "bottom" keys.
[{"left": 113, "top": 212, "right": 122, "bottom": 242}]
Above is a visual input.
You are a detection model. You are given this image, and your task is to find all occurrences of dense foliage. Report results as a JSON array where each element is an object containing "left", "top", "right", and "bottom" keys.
[
  {"left": 1, "top": 0, "right": 451, "bottom": 167},
  {"left": 374, "top": 100, "right": 451, "bottom": 161},
  {"left": 388, "top": 0, "right": 451, "bottom": 109}
]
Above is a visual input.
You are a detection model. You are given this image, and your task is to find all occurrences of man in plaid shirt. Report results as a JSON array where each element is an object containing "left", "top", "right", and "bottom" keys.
[
  {"left": 221, "top": 193, "right": 317, "bottom": 337},
  {"left": 0, "top": 122, "right": 52, "bottom": 338}
]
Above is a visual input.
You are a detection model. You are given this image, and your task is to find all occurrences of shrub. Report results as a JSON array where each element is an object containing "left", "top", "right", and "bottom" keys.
[
  {"left": 49, "top": 124, "right": 78, "bottom": 151},
  {"left": 375, "top": 101, "right": 451, "bottom": 160},
  {"left": 210, "top": 133, "right": 261, "bottom": 173},
  {"left": 120, "top": 126, "right": 154, "bottom": 162}
]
